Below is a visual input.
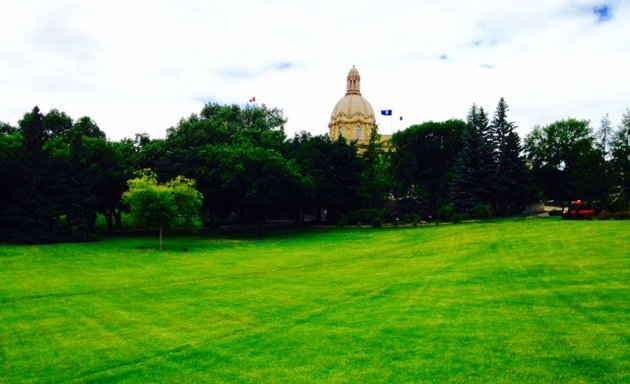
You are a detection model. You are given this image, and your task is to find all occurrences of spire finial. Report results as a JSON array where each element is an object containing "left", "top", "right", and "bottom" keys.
[{"left": 346, "top": 66, "right": 361, "bottom": 96}]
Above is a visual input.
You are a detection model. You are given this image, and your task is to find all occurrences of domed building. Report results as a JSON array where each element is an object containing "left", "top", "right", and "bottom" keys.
[{"left": 328, "top": 66, "right": 391, "bottom": 151}]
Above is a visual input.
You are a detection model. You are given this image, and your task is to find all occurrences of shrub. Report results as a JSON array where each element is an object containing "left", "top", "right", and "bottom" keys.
[
  {"left": 598, "top": 209, "right": 611, "bottom": 220},
  {"left": 404, "top": 213, "right": 421, "bottom": 226},
  {"left": 451, "top": 213, "right": 469, "bottom": 224},
  {"left": 437, "top": 205, "right": 454, "bottom": 222},
  {"left": 345, "top": 209, "right": 388, "bottom": 226},
  {"left": 371, "top": 217, "right": 383, "bottom": 228},
  {"left": 614, "top": 210, "right": 630, "bottom": 220},
  {"left": 471, "top": 204, "right": 493, "bottom": 219}
]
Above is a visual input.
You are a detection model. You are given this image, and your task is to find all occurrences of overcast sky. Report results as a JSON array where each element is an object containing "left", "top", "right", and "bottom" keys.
[{"left": 1, "top": 0, "right": 629, "bottom": 140}]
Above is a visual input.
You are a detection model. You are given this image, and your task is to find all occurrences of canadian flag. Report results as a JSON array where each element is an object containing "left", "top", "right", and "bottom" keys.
[{"left": 249, "top": 96, "right": 256, "bottom": 103}]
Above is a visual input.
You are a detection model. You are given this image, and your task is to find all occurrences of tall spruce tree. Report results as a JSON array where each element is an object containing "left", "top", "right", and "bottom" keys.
[
  {"left": 611, "top": 109, "right": 630, "bottom": 210},
  {"left": 16, "top": 106, "right": 50, "bottom": 237},
  {"left": 490, "top": 98, "right": 530, "bottom": 216},
  {"left": 595, "top": 114, "right": 614, "bottom": 208},
  {"left": 451, "top": 105, "right": 494, "bottom": 215}
]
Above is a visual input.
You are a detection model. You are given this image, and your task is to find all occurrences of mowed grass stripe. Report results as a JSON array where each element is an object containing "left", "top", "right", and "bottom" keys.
[{"left": 1, "top": 219, "right": 629, "bottom": 383}]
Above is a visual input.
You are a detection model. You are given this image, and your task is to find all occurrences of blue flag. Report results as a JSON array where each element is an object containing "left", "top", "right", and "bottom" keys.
[{"left": 381, "top": 110, "right": 392, "bottom": 116}]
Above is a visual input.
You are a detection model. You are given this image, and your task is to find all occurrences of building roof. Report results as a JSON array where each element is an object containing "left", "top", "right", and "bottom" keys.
[{"left": 329, "top": 66, "right": 375, "bottom": 125}]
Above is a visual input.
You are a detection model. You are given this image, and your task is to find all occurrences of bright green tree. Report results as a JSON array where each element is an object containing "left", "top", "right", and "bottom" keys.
[{"left": 123, "top": 170, "right": 203, "bottom": 250}]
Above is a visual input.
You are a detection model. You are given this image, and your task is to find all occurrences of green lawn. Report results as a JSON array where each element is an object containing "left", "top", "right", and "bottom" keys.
[{"left": 1, "top": 218, "right": 629, "bottom": 383}]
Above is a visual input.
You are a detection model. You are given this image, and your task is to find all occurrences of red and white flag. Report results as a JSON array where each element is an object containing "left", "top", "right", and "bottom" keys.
[{"left": 248, "top": 96, "right": 256, "bottom": 103}]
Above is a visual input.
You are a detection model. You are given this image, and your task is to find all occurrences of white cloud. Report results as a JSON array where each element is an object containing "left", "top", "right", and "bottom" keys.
[{"left": 1, "top": 0, "right": 629, "bottom": 140}]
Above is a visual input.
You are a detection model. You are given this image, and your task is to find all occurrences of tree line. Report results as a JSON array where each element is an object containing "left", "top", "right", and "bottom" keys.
[{"left": 1, "top": 100, "right": 629, "bottom": 242}]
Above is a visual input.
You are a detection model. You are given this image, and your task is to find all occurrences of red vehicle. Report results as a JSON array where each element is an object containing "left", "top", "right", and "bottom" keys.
[{"left": 563, "top": 200, "right": 596, "bottom": 219}]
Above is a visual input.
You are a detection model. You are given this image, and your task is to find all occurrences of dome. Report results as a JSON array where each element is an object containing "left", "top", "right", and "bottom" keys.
[
  {"left": 348, "top": 66, "right": 360, "bottom": 77},
  {"left": 328, "top": 66, "right": 376, "bottom": 142},
  {"left": 330, "top": 94, "right": 375, "bottom": 122},
  {"left": 327, "top": 66, "right": 393, "bottom": 152}
]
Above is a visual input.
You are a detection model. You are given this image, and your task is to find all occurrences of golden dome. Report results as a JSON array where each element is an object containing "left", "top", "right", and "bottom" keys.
[
  {"left": 328, "top": 66, "right": 376, "bottom": 143},
  {"left": 330, "top": 94, "right": 375, "bottom": 122}
]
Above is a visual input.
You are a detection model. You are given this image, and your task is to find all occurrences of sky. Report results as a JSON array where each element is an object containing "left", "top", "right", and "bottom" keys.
[{"left": 1, "top": 0, "right": 629, "bottom": 141}]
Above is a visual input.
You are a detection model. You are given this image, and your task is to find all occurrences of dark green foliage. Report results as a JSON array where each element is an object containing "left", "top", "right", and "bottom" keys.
[
  {"left": 471, "top": 203, "right": 493, "bottom": 219},
  {"left": 490, "top": 98, "right": 531, "bottom": 216},
  {"left": 162, "top": 103, "right": 295, "bottom": 224},
  {"left": 451, "top": 212, "right": 469, "bottom": 223},
  {"left": 13, "top": 106, "right": 52, "bottom": 240},
  {"left": 391, "top": 119, "right": 465, "bottom": 216},
  {"left": 403, "top": 213, "right": 422, "bottom": 226},
  {"left": 359, "top": 127, "right": 393, "bottom": 209},
  {"left": 0, "top": 128, "right": 23, "bottom": 236},
  {"left": 524, "top": 118, "right": 601, "bottom": 209},
  {"left": 451, "top": 105, "right": 494, "bottom": 214},
  {"left": 4, "top": 99, "right": 628, "bottom": 242},
  {"left": 341, "top": 208, "right": 388, "bottom": 226},
  {"left": 166, "top": 103, "right": 286, "bottom": 151},
  {"left": 0, "top": 121, "right": 17, "bottom": 134},
  {"left": 199, "top": 143, "right": 312, "bottom": 229},
  {"left": 610, "top": 110, "right": 630, "bottom": 210},
  {"left": 436, "top": 205, "right": 455, "bottom": 222},
  {"left": 286, "top": 132, "right": 362, "bottom": 223},
  {"left": 2, "top": 107, "right": 128, "bottom": 242}
]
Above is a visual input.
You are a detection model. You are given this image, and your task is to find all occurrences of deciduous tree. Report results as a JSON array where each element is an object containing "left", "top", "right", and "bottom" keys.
[
  {"left": 524, "top": 118, "right": 600, "bottom": 208},
  {"left": 123, "top": 170, "right": 203, "bottom": 250},
  {"left": 390, "top": 119, "right": 465, "bottom": 217}
]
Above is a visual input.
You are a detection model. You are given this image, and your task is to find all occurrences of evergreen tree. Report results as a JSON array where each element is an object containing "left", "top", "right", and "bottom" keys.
[
  {"left": 611, "top": 109, "right": 630, "bottom": 210},
  {"left": 595, "top": 114, "right": 614, "bottom": 208},
  {"left": 451, "top": 105, "right": 494, "bottom": 215},
  {"left": 0, "top": 124, "right": 22, "bottom": 236},
  {"left": 359, "top": 126, "right": 392, "bottom": 209},
  {"left": 15, "top": 106, "right": 50, "bottom": 238},
  {"left": 490, "top": 98, "right": 530, "bottom": 216},
  {"left": 596, "top": 114, "right": 614, "bottom": 160}
]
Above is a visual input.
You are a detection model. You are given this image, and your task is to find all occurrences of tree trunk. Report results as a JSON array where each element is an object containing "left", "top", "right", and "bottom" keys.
[
  {"left": 159, "top": 224, "right": 164, "bottom": 250},
  {"left": 114, "top": 208, "right": 122, "bottom": 229},
  {"left": 104, "top": 211, "right": 113, "bottom": 234}
]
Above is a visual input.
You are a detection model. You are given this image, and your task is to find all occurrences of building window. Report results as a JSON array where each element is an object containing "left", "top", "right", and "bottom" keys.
[
  {"left": 355, "top": 126, "right": 362, "bottom": 140},
  {"left": 339, "top": 127, "right": 345, "bottom": 138}
]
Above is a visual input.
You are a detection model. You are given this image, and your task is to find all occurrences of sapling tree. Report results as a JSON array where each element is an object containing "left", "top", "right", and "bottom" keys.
[{"left": 123, "top": 169, "right": 203, "bottom": 250}]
